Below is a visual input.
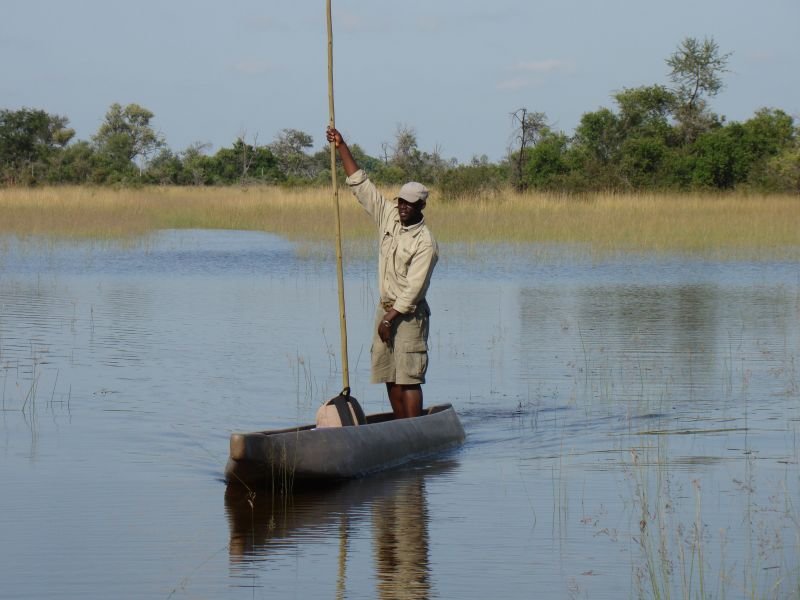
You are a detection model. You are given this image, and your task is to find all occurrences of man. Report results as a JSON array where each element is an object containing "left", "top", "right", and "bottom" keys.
[{"left": 326, "top": 127, "right": 438, "bottom": 419}]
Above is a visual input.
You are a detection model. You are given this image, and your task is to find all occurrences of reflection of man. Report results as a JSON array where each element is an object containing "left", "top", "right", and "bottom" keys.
[
  {"left": 372, "top": 478, "right": 430, "bottom": 599},
  {"left": 326, "top": 127, "right": 439, "bottom": 419}
]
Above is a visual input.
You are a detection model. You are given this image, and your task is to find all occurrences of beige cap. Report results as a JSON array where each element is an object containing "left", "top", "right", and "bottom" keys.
[{"left": 395, "top": 181, "right": 429, "bottom": 204}]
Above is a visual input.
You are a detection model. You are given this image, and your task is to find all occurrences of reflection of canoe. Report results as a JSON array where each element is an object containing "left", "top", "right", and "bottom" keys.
[
  {"left": 225, "top": 459, "right": 458, "bottom": 561},
  {"left": 225, "top": 403, "right": 465, "bottom": 488}
]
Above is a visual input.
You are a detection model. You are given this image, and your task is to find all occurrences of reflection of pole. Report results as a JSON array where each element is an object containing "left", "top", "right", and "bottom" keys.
[
  {"left": 336, "top": 514, "right": 348, "bottom": 600},
  {"left": 327, "top": 0, "right": 350, "bottom": 390}
]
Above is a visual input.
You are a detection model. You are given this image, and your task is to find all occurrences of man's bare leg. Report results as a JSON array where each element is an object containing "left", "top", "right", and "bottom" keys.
[
  {"left": 386, "top": 382, "right": 404, "bottom": 418},
  {"left": 386, "top": 383, "right": 423, "bottom": 419}
]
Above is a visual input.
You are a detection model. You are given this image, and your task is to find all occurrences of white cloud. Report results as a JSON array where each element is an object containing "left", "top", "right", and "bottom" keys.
[
  {"left": 512, "top": 59, "right": 574, "bottom": 74},
  {"left": 497, "top": 58, "right": 574, "bottom": 91}
]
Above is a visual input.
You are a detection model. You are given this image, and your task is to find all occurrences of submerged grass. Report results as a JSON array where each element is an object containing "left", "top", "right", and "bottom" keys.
[{"left": 0, "top": 185, "right": 798, "bottom": 259}]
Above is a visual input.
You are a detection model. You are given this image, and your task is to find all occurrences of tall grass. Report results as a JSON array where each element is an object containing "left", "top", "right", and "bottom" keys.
[
  {"left": 1, "top": 185, "right": 798, "bottom": 258},
  {"left": 628, "top": 445, "right": 800, "bottom": 600},
  {"left": 440, "top": 190, "right": 800, "bottom": 259}
]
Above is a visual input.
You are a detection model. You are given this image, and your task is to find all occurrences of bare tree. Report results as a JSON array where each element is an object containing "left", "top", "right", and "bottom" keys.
[
  {"left": 236, "top": 131, "right": 259, "bottom": 180},
  {"left": 510, "top": 108, "right": 549, "bottom": 191},
  {"left": 390, "top": 124, "right": 422, "bottom": 178}
]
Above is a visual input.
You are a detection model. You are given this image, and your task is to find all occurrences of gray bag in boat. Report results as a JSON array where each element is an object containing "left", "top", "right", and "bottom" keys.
[{"left": 315, "top": 388, "right": 366, "bottom": 428}]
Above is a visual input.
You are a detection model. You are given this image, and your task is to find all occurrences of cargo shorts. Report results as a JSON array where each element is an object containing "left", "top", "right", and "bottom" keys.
[{"left": 370, "top": 301, "right": 430, "bottom": 385}]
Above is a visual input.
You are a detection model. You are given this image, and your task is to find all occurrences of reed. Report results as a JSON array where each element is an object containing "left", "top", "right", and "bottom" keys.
[
  {"left": 438, "top": 189, "right": 800, "bottom": 259},
  {"left": 1, "top": 186, "right": 798, "bottom": 258},
  {"left": 628, "top": 446, "right": 800, "bottom": 600}
]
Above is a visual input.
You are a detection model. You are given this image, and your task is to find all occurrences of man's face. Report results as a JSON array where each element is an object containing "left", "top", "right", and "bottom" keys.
[{"left": 397, "top": 198, "right": 424, "bottom": 226}]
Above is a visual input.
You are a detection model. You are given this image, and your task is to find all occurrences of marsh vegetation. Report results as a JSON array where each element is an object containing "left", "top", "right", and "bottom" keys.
[{"left": 1, "top": 186, "right": 798, "bottom": 260}]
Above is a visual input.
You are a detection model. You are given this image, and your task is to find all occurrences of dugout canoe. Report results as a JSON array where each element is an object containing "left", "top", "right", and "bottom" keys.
[{"left": 224, "top": 403, "right": 465, "bottom": 487}]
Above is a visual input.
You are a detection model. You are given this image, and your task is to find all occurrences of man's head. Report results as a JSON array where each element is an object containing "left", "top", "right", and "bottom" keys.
[{"left": 395, "top": 182, "right": 428, "bottom": 226}]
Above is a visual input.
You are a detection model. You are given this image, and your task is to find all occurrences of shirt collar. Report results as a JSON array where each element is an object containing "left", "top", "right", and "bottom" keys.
[{"left": 397, "top": 217, "right": 425, "bottom": 233}]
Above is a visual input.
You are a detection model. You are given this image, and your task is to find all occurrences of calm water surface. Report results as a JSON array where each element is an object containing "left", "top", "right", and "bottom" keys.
[{"left": 1, "top": 230, "right": 798, "bottom": 599}]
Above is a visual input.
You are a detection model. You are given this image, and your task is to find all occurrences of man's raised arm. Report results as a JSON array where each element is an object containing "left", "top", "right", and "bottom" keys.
[{"left": 326, "top": 127, "right": 359, "bottom": 176}]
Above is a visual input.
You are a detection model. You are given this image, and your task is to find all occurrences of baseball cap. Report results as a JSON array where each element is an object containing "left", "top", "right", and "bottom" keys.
[{"left": 395, "top": 181, "right": 429, "bottom": 204}]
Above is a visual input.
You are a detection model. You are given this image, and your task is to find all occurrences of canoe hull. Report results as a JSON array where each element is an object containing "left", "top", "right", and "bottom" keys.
[{"left": 225, "top": 404, "right": 465, "bottom": 487}]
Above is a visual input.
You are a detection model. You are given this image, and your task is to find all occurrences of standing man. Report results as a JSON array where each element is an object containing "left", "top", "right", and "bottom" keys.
[{"left": 326, "top": 127, "right": 438, "bottom": 419}]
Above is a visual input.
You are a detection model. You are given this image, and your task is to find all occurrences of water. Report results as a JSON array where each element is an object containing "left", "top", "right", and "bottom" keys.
[{"left": 1, "top": 230, "right": 798, "bottom": 599}]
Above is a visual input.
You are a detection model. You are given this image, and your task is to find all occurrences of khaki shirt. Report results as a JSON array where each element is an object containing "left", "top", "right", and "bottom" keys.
[{"left": 346, "top": 169, "right": 438, "bottom": 315}]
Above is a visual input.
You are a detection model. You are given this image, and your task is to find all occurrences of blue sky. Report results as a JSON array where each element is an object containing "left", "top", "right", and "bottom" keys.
[{"left": 3, "top": 0, "right": 798, "bottom": 163}]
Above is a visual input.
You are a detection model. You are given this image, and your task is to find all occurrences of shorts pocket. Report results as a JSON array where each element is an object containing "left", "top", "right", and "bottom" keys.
[
  {"left": 402, "top": 340, "right": 428, "bottom": 353},
  {"left": 400, "top": 340, "right": 428, "bottom": 380}
]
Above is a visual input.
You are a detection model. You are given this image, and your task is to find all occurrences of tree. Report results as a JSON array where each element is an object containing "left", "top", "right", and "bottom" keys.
[
  {"left": 689, "top": 124, "right": 749, "bottom": 189},
  {"left": 667, "top": 37, "right": 731, "bottom": 110},
  {"left": 759, "top": 144, "right": 800, "bottom": 192},
  {"left": 741, "top": 108, "right": 795, "bottom": 159},
  {"left": 573, "top": 108, "right": 620, "bottom": 165},
  {"left": 212, "top": 138, "right": 281, "bottom": 184},
  {"left": 181, "top": 142, "right": 214, "bottom": 185},
  {"left": 269, "top": 128, "right": 314, "bottom": 180},
  {"left": 92, "top": 103, "right": 164, "bottom": 178},
  {"left": 619, "top": 136, "right": 670, "bottom": 188},
  {"left": 666, "top": 36, "right": 731, "bottom": 141},
  {"left": 437, "top": 162, "right": 507, "bottom": 200},
  {"left": 315, "top": 142, "right": 383, "bottom": 185},
  {"left": 389, "top": 124, "right": 424, "bottom": 180},
  {"left": 47, "top": 140, "right": 95, "bottom": 184},
  {"left": 144, "top": 148, "right": 184, "bottom": 185},
  {"left": 736, "top": 108, "right": 796, "bottom": 188},
  {"left": 612, "top": 86, "right": 679, "bottom": 188},
  {"left": 523, "top": 131, "right": 570, "bottom": 190},
  {"left": 0, "top": 108, "right": 74, "bottom": 184},
  {"left": 510, "top": 108, "right": 549, "bottom": 191},
  {"left": 570, "top": 108, "right": 624, "bottom": 189},
  {"left": 613, "top": 85, "right": 676, "bottom": 139}
]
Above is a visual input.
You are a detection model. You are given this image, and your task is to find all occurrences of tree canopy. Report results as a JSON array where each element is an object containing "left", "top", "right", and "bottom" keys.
[{"left": 1, "top": 37, "right": 798, "bottom": 193}]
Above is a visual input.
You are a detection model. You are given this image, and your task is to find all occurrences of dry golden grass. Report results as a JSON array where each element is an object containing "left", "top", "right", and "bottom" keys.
[
  {"left": 0, "top": 186, "right": 360, "bottom": 240},
  {"left": 1, "top": 185, "right": 798, "bottom": 259},
  {"left": 442, "top": 190, "right": 800, "bottom": 258}
]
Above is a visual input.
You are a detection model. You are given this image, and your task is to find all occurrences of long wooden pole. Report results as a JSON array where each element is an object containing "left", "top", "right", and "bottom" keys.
[{"left": 327, "top": 0, "right": 350, "bottom": 391}]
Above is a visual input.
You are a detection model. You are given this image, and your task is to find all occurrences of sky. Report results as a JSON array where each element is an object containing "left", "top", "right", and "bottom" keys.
[{"left": 3, "top": 0, "right": 799, "bottom": 164}]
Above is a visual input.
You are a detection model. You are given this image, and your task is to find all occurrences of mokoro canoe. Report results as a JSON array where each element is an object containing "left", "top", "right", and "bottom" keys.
[{"left": 224, "top": 403, "right": 465, "bottom": 487}]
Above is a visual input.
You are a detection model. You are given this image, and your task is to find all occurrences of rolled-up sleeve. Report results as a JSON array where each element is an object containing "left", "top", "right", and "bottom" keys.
[{"left": 346, "top": 169, "right": 386, "bottom": 225}]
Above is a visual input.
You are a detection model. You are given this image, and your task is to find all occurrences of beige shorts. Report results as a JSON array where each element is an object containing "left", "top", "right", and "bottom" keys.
[{"left": 370, "top": 302, "right": 430, "bottom": 385}]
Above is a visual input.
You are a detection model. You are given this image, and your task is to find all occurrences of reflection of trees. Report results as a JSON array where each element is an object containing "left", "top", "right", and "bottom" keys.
[
  {"left": 373, "top": 477, "right": 429, "bottom": 599},
  {"left": 518, "top": 284, "right": 720, "bottom": 402}
]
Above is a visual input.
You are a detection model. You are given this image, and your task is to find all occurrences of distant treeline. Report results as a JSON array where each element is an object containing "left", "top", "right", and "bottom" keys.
[{"left": 1, "top": 37, "right": 798, "bottom": 194}]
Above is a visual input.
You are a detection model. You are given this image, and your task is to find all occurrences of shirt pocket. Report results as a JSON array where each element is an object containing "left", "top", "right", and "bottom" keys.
[
  {"left": 394, "top": 244, "right": 414, "bottom": 277},
  {"left": 381, "top": 232, "right": 393, "bottom": 257}
]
